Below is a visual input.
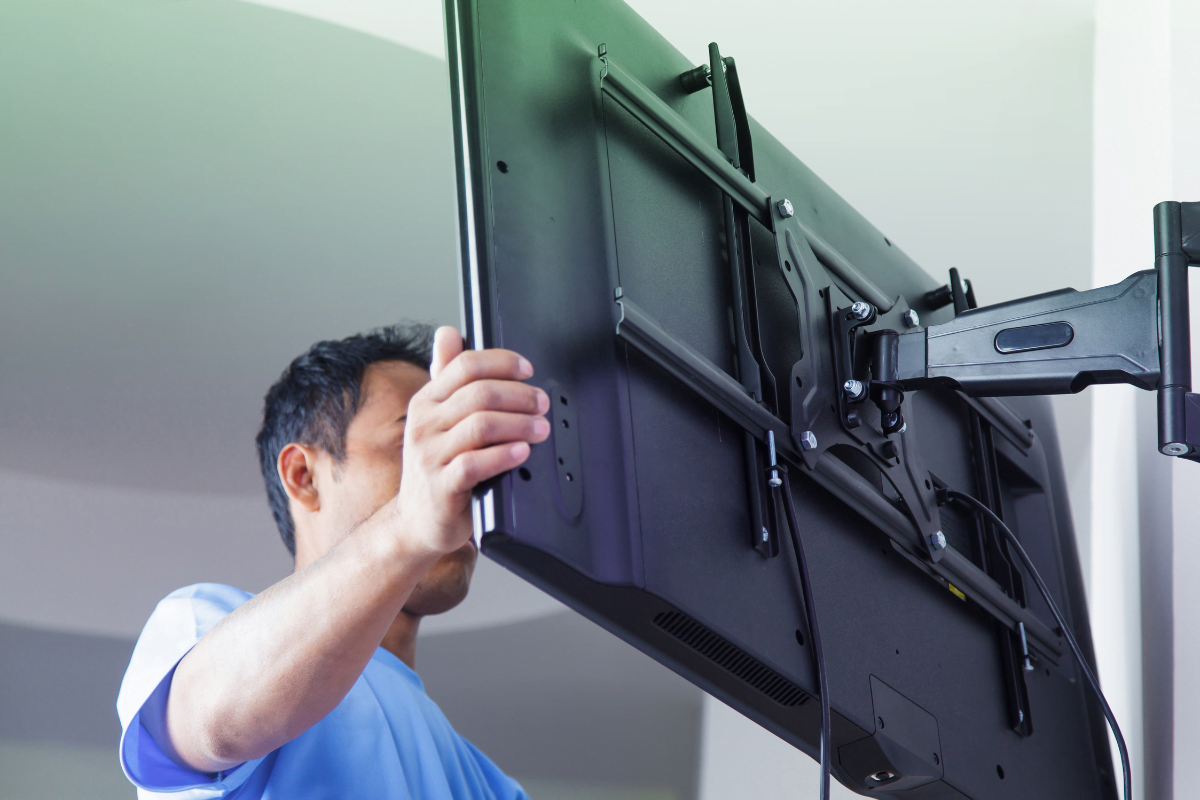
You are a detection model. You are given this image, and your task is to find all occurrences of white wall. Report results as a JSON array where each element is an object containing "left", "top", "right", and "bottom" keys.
[
  {"left": 1091, "top": 2, "right": 1171, "bottom": 796},
  {"left": 1093, "top": 1, "right": 1200, "bottom": 797}
]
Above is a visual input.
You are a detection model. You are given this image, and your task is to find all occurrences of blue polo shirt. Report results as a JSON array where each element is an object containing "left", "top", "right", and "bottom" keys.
[{"left": 116, "top": 583, "right": 528, "bottom": 800}]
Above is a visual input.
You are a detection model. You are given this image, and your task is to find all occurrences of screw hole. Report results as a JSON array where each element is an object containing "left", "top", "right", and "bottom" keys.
[
  {"left": 878, "top": 717, "right": 885, "bottom": 729},
  {"left": 560, "top": 395, "right": 568, "bottom": 405},
  {"left": 496, "top": 160, "right": 509, "bottom": 173},
  {"left": 562, "top": 419, "right": 569, "bottom": 428},
  {"left": 795, "top": 629, "right": 805, "bottom": 646},
  {"left": 558, "top": 457, "right": 564, "bottom": 465},
  {"left": 925, "top": 479, "right": 932, "bottom": 489},
  {"left": 565, "top": 472, "right": 573, "bottom": 482},
  {"left": 518, "top": 467, "right": 531, "bottom": 481},
  {"left": 896, "top": 649, "right": 900, "bottom": 655},
  {"left": 785, "top": 260, "right": 792, "bottom": 272},
  {"left": 996, "top": 765, "right": 1005, "bottom": 780},
  {"left": 795, "top": 376, "right": 803, "bottom": 388},
  {"left": 885, "top": 237, "right": 892, "bottom": 246}
]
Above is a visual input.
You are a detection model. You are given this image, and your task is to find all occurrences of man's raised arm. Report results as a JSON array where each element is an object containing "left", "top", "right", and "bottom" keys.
[{"left": 158, "top": 328, "right": 550, "bottom": 773}]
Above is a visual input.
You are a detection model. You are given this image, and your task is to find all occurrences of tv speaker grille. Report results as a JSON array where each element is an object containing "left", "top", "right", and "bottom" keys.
[{"left": 652, "top": 611, "right": 810, "bottom": 707}]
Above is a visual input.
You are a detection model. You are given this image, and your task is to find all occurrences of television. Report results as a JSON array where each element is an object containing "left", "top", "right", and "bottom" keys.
[{"left": 444, "top": 0, "right": 1117, "bottom": 797}]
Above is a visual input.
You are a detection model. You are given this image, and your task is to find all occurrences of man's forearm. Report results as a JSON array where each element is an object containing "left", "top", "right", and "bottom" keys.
[{"left": 164, "top": 506, "right": 437, "bottom": 773}]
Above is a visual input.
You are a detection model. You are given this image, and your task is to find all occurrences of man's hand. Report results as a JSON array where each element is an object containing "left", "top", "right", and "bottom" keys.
[{"left": 395, "top": 326, "right": 550, "bottom": 557}]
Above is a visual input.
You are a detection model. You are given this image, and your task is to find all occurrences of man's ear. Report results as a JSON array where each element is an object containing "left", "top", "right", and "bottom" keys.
[{"left": 278, "top": 443, "right": 322, "bottom": 513}]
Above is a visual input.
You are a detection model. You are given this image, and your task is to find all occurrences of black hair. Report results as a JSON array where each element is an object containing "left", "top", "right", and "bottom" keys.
[{"left": 256, "top": 323, "right": 434, "bottom": 555}]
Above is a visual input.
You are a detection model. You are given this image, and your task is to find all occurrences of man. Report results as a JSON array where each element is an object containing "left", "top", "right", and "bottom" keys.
[{"left": 116, "top": 323, "right": 550, "bottom": 798}]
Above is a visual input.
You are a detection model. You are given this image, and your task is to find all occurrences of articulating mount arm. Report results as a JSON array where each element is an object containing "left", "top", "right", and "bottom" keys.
[{"left": 862, "top": 202, "right": 1200, "bottom": 461}]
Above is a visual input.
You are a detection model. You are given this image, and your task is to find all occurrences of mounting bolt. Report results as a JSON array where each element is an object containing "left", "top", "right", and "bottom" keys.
[
  {"left": 850, "top": 301, "right": 873, "bottom": 320},
  {"left": 1163, "top": 442, "right": 1189, "bottom": 456},
  {"left": 902, "top": 308, "right": 920, "bottom": 327},
  {"left": 777, "top": 198, "right": 794, "bottom": 218},
  {"left": 800, "top": 430, "right": 818, "bottom": 451},
  {"left": 929, "top": 530, "right": 947, "bottom": 551},
  {"left": 843, "top": 379, "right": 866, "bottom": 401}
]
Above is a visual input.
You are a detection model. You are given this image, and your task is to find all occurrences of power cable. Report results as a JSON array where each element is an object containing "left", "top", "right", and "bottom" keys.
[
  {"left": 774, "top": 468, "right": 831, "bottom": 800},
  {"left": 940, "top": 488, "right": 1131, "bottom": 800}
]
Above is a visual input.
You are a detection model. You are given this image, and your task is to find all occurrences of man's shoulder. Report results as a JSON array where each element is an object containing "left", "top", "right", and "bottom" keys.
[
  {"left": 117, "top": 584, "right": 255, "bottom": 733},
  {"left": 158, "top": 582, "right": 255, "bottom": 610},
  {"left": 141, "top": 583, "right": 253, "bottom": 635}
]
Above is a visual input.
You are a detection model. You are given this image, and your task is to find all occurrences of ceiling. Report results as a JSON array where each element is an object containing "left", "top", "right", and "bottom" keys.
[{"left": 0, "top": 0, "right": 562, "bottom": 637}]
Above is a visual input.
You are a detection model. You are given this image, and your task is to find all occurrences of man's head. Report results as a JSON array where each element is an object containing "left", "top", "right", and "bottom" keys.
[{"left": 256, "top": 324, "right": 477, "bottom": 617}]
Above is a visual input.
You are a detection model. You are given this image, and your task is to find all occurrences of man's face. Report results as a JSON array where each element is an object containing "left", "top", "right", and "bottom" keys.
[{"left": 313, "top": 359, "right": 478, "bottom": 617}]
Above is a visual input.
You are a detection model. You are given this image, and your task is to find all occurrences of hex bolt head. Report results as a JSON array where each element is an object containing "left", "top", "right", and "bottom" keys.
[
  {"left": 800, "top": 430, "right": 818, "bottom": 451},
  {"left": 1163, "top": 442, "right": 1190, "bottom": 456},
  {"left": 850, "top": 301, "right": 873, "bottom": 320},
  {"left": 777, "top": 198, "right": 795, "bottom": 218},
  {"left": 902, "top": 308, "right": 920, "bottom": 327},
  {"left": 929, "top": 530, "right": 947, "bottom": 551},
  {"left": 843, "top": 379, "right": 866, "bottom": 400}
]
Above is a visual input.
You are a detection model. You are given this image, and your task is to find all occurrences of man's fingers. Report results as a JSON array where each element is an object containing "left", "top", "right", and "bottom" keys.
[
  {"left": 445, "top": 442, "right": 532, "bottom": 495},
  {"left": 430, "top": 326, "right": 464, "bottom": 380},
  {"left": 436, "top": 380, "right": 549, "bottom": 430},
  {"left": 440, "top": 411, "right": 550, "bottom": 459},
  {"left": 425, "top": 348, "right": 533, "bottom": 402}
]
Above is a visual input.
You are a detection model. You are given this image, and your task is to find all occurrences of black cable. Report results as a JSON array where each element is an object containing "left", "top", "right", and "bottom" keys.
[
  {"left": 775, "top": 469, "right": 830, "bottom": 800},
  {"left": 941, "top": 489, "right": 1131, "bottom": 800}
]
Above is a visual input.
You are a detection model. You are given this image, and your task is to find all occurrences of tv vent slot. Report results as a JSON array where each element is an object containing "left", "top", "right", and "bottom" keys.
[
  {"left": 652, "top": 611, "right": 809, "bottom": 707},
  {"left": 938, "top": 502, "right": 976, "bottom": 557}
]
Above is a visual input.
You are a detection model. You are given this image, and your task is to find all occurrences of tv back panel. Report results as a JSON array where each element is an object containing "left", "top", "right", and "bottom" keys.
[{"left": 445, "top": 1, "right": 1115, "bottom": 797}]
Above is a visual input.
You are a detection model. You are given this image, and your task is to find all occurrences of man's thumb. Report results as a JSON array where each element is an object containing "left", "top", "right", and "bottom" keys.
[{"left": 430, "top": 326, "right": 463, "bottom": 379}]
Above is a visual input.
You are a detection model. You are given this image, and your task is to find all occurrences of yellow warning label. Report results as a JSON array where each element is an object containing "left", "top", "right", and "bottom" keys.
[{"left": 948, "top": 583, "right": 966, "bottom": 601}]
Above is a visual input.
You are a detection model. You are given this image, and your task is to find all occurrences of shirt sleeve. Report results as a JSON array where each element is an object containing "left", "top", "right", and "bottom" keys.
[{"left": 116, "top": 583, "right": 263, "bottom": 798}]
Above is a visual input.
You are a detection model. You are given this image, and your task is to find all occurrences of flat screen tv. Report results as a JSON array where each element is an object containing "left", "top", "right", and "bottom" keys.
[{"left": 444, "top": 1, "right": 1118, "bottom": 797}]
